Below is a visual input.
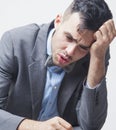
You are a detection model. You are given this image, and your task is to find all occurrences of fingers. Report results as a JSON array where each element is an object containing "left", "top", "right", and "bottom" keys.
[
  {"left": 57, "top": 117, "right": 73, "bottom": 130},
  {"left": 94, "top": 19, "right": 116, "bottom": 46},
  {"left": 100, "top": 19, "right": 116, "bottom": 40},
  {"left": 45, "top": 116, "right": 73, "bottom": 130},
  {"left": 104, "top": 19, "right": 116, "bottom": 40}
]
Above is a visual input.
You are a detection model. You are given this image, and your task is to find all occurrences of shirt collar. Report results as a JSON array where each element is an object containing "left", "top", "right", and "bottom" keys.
[{"left": 47, "top": 28, "right": 55, "bottom": 56}]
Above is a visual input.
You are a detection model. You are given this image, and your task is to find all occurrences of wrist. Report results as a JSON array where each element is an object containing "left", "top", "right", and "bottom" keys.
[
  {"left": 17, "top": 119, "right": 29, "bottom": 130},
  {"left": 17, "top": 119, "right": 40, "bottom": 130},
  {"left": 87, "top": 56, "right": 105, "bottom": 87},
  {"left": 90, "top": 53, "right": 105, "bottom": 62}
]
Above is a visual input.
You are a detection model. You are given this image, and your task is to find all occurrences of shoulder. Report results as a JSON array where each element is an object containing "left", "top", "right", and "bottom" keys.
[
  {"left": 9, "top": 23, "right": 40, "bottom": 40},
  {"left": 0, "top": 23, "right": 41, "bottom": 44}
]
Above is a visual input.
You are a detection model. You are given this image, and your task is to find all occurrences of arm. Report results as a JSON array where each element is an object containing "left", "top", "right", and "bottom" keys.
[
  {"left": 76, "top": 78, "right": 107, "bottom": 130},
  {"left": 0, "top": 32, "right": 25, "bottom": 130},
  {"left": 87, "top": 19, "right": 116, "bottom": 87},
  {"left": 76, "top": 19, "right": 116, "bottom": 130}
]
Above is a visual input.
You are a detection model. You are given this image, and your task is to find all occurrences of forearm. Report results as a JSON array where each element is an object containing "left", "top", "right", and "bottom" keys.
[{"left": 87, "top": 55, "right": 106, "bottom": 88}]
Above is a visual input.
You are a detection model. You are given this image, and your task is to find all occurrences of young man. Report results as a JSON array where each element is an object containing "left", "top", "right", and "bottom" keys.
[{"left": 0, "top": 0, "right": 116, "bottom": 130}]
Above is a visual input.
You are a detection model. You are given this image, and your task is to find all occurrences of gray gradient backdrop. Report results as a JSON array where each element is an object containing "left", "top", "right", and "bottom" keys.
[{"left": 0, "top": 0, "right": 115, "bottom": 129}]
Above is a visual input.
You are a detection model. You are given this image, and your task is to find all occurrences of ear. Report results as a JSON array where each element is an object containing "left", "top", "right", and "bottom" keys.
[{"left": 54, "top": 14, "right": 63, "bottom": 29}]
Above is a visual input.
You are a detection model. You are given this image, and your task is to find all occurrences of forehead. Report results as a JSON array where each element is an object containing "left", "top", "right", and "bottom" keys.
[
  {"left": 63, "top": 13, "right": 82, "bottom": 31},
  {"left": 62, "top": 13, "right": 95, "bottom": 43}
]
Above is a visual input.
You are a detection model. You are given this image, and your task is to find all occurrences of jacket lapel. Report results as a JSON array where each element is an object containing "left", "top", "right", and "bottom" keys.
[
  {"left": 28, "top": 22, "right": 52, "bottom": 119},
  {"left": 28, "top": 59, "right": 46, "bottom": 119},
  {"left": 58, "top": 55, "right": 90, "bottom": 116}
]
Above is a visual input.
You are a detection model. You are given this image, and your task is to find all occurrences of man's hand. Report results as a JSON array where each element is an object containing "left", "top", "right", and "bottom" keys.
[
  {"left": 18, "top": 116, "right": 73, "bottom": 130},
  {"left": 87, "top": 19, "right": 116, "bottom": 87},
  {"left": 90, "top": 19, "right": 116, "bottom": 59}
]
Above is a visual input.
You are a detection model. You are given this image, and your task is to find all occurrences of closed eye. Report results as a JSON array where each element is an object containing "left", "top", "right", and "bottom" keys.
[
  {"left": 79, "top": 44, "right": 91, "bottom": 51},
  {"left": 66, "top": 35, "right": 73, "bottom": 42}
]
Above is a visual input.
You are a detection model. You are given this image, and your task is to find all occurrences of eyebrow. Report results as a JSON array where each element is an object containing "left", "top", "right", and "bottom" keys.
[{"left": 64, "top": 32, "right": 92, "bottom": 49}]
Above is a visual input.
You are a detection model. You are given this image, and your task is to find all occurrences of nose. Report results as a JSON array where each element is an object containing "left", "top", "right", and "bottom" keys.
[{"left": 66, "top": 44, "right": 77, "bottom": 56}]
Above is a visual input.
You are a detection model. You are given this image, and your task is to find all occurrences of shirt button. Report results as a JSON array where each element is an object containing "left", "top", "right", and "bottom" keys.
[{"left": 54, "top": 86, "right": 57, "bottom": 89}]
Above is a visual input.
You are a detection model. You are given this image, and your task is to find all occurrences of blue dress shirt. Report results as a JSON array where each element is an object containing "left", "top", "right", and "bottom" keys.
[{"left": 38, "top": 29, "right": 65, "bottom": 121}]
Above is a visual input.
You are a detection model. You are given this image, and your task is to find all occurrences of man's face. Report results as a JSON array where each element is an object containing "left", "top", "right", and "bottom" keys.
[{"left": 51, "top": 13, "right": 95, "bottom": 68}]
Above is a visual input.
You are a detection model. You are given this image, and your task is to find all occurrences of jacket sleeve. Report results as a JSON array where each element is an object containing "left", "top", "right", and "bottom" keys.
[
  {"left": 75, "top": 49, "right": 110, "bottom": 130},
  {"left": 76, "top": 79, "right": 107, "bottom": 130},
  {"left": 73, "top": 126, "right": 83, "bottom": 130},
  {"left": 0, "top": 32, "right": 24, "bottom": 130}
]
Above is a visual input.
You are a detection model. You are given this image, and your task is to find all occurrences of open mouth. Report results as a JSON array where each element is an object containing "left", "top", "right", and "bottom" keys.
[{"left": 57, "top": 53, "right": 70, "bottom": 64}]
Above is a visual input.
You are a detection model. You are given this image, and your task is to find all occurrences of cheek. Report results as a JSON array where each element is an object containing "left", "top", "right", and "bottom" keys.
[
  {"left": 74, "top": 50, "right": 88, "bottom": 61},
  {"left": 54, "top": 41, "right": 67, "bottom": 52},
  {"left": 52, "top": 42, "right": 64, "bottom": 57}
]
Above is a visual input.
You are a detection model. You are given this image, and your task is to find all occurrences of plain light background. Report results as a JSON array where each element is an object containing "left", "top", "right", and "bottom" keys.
[{"left": 0, "top": 0, "right": 115, "bottom": 129}]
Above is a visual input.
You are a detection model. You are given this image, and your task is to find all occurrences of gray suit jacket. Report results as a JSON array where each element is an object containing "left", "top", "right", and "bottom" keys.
[{"left": 0, "top": 21, "right": 109, "bottom": 130}]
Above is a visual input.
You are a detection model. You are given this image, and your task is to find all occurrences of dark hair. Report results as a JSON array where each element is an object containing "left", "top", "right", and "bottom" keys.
[{"left": 64, "top": 0, "right": 112, "bottom": 31}]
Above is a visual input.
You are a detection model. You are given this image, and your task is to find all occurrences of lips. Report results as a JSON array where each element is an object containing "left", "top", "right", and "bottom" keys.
[{"left": 57, "top": 53, "right": 70, "bottom": 64}]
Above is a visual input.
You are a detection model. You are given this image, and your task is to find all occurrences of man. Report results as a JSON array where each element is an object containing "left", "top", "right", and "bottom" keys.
[{"left": 0, "top": 0, "right": 116, "bottom": 130}]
